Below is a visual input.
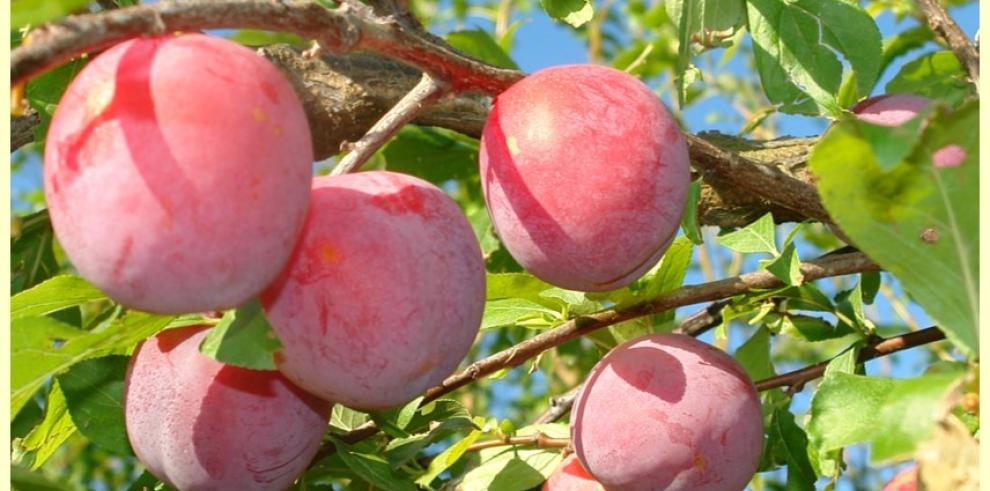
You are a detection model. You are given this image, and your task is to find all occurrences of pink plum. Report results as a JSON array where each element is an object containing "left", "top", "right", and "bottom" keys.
[
  {"left": 44, "top": 34, "right": 313, "bottom": 314},
  {"left": 882, "top": 467, "right": 918, "bottom": 491},
  {"left": 571, "top": 333, "right": 764, "bottom": 491},
  {"left": 851, "top": 94, "right": 931, "bottom": 127},
  {"left": 479, "top": 64, "right": 690, "bottom": 292},
  {"left": 124, "top": 326, "right": 330, "bottom": 490},
  {"left": 261, "top": 171, "right": 485, "bottom": 410},
  {"left": 544, "top": 455, "right": 606, "bottom": 491}
]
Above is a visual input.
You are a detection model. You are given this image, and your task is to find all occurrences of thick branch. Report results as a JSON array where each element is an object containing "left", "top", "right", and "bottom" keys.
[
  {"left": 423, "top": 252, "right": 878, "bottom": 402},
  {"left": 331, "top": 73, "right": 447, "bottom": 175},
  {"left": 13, "top": 17, "right": 830, "bottom": 230},
  {"left": 915, "top": 0, "right": 979, "bottom": 89},
  {"left": 11, "top": 0, "right": 522, "bottom": 93},
  {"left": 11, "top": 111, "right": 40, "bottom": 151},
  {"left": 756, "top": 326, "right": 947, "bottom": 392}
]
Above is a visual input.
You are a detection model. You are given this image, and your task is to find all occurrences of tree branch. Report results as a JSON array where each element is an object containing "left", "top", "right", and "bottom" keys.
[
  {"left": 530, "top": 325, "right": 946, "bottom": 427},
  {"left": 318, "top": 252, "right": 877, "bottom": 461},
  {"left": 915, "top": 0, "right": 979, "bottom": 89},
  {"left": 10, "top": 0, "right": 522, "bottom": 93},
  {"left": 422, "top": 252, "right": 877, "bottom": 403},
  {"left": 331, "top": 73, "right": 448, "bottom": 175},
  {"left": 756, "top": 326, "right": 947, "bottom": 392}
]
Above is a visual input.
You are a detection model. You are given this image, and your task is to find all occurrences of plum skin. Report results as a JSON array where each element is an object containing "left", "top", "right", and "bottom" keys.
[
  {"left": 543, "top": 455, "right": 606, "bottom": 491},
  {"left": 882, "top": 467, "right": 918, "bottom": 491},
  {"left": 571, "top": 333, "right": 764, "bottom": 491},
  {"left": 479, "top": 64, "right": 690, "bottom": 292},
  {"left": 851, "top": 93, "right": 931, "bottom": 127},
  {"left": 43, "top": 34, "right": 313, "bottom": 314},
  {"left": 124, "top": 326, "right": 330, "bottom": 491},
  {"left": 261, "top": 171, "right": 486, "bottom": 410}
]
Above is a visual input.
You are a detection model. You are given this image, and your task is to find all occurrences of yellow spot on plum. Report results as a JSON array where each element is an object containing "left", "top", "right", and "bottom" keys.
[
  {"left": 692, "top": 453, "right": 706, "bottom": 471},
  {"left": 252, "top": 107, "right": 267, "bottom": 122},
  {"left": 87, "top": 81, "right": 114, "bottom": 116},
  {"left": 272, "top": 124, "right": 283, "bottom": 136},
  {"left": 506, "top": 136, "right": 520, "bottom": 156},
  {"left": 319, "top": 244, "right": 337, "bottom": 263}
]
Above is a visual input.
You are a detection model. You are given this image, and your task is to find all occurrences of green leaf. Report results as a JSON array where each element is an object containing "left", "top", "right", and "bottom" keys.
[
  {"left": 26, "top": 58, "right": 87, "bottom": 144},
  {"left": 762, "top": 241, "right": 802, "bottom": 285},
  {"left": 538, "top": 288, "right": 601, "bottom": 316},
  {"left": 57, "top": 356, "right": 132, "bottom": 455},
  {"left": 447, "top": 30, "right": 519, "bottom": 69},
  {"left": 12, "top": 312, "right": 174, "bottom": 417},
  {"left": 861, "top": 271, "right": 881, "bottom": 304},
  {"left": 14, "top": 382, "right": 76, "bottom": 470},
  {"left": 717, "top": 212, "right": 777, "bottom": 254},
  {"left": 810, "top": 102, "right": 979, "bottom": 356},
  {"left": 199, "top": 300, "right": 282, "bottom": 370},
  {"left": 383, "top": 126, "right": 478, "bottom": 185},
  {"left": 12, "top": 0, "right": 90, "bottom": 29},
  {"left": 768, "top": 408, "right": 816, "bottom": 490},
  {"left": 886, "top": 51, "right": 974, "bottom": 106},
  {"left": 808, "top": 371, "right": 963, "bottom": 463},
  {"left": 11, "top": 275, "right": 106, "bottom": 321},
  {"left": 487, "top": 273, "right": 555, "bottom": 303},
  {"left": 405, "top": 399, "right": 473, "bottom": 435},
  {"left": 415, "top": 430, "right": 482, "bottom": 487},
  {"left": 11, "top": 210, "right": 60, "bottom": 295},
  {"left": 853, "top": 111, "right": 929, "bottom": 172},
  {"left": 540, "top": 0, "right": 594, "bottom": 27},
  {"left": 11, "top": 465, "right": 75, "bottom": 491},
  {"left": 331, "top": 438, "right": 418, "bottom": 491},
  {"left": 781, "top": 315, "right": 855, "bottom": 342},
  {"left": 481, "top": 298, "right": 558, "bottom": 330},
  {"left": 680, "top": 178, "right": 704, "bottom": 244},
  {"left": 834, "top": 281, "right": 875, "bottom": 335},
  {"left": 330, "top": 406, "right": 370, "bottom": 433},
  {"left": 747, "top": 0, "right": 880, "bottom": 115},
  {"left": 735, "top": 327, "right": 775, "bottom": 380},
  {"left": 667, "top": 0, "right": 745, "bottom": 105},
  {"left": 460, "top": 425, "right": 567, "bottom": 491}
]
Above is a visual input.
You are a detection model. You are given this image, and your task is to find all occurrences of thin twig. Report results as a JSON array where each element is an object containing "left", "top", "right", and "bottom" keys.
[
  {"left": 464, "top": 432, "right": 570, "bottom": 453},
  {"left": 755, "top": 326, "right": 946, "bottom": 392},
  {"left": 532, "top": 385, "right": 583, "bottom": 425},
  {"left": 331, "top": 73, "right": 447, "bottom": 175},
  {"left": 915, "top": 0, "right": 979, "bottom": 89}
]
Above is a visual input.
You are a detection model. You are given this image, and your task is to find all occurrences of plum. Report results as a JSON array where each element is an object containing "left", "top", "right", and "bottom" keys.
[
  {"left": 479, "top": 64, "right": 690, "bottom": 291},
  {"left": 44, "top": 34, "right": 313, "bottom": 314},
  {"left": 261, "top": 171, "right": 485, "bottom": 410},
  {"left": 571, "top": 333, "right": 764, "bottom": 491},
  {"left": 124, "top": 326, "right": 330, "bottom": 490},
  {"left": 882, "top": 467, "right": 918, "bottom": 491},
  {"left": 544, "top": 455, "right": 606, "bottom": 490},
  {"left": 852, "top": 94, "right": 931, "bottom": 127}
]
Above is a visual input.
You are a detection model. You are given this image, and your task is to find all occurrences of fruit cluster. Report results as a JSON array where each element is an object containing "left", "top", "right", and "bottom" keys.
[{"left": 45, "top": 32, "right": 927, "bottom": 491}]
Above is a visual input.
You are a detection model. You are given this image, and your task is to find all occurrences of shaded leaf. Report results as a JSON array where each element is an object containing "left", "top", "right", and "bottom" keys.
[
  {"left": 199, "top": 299, "right": 282, "bottom": 370},
  {"left": 57, "top": 356, "right": 132, "bottom": 455}
]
